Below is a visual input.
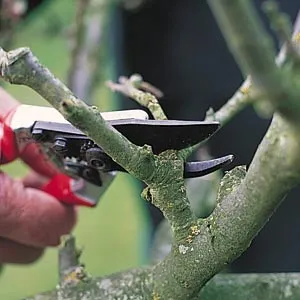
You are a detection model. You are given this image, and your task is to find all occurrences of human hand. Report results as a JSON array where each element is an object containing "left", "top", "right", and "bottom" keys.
[
  {"left": 0, "top": 171, "right": 77, "bottom": 264},
  {"left": 0, "top": 88, "right": 77, "bottom": 264}
]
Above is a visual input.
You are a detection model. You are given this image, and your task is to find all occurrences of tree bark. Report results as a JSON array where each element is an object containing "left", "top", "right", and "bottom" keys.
[{"left": 24, "top": 273, "right": 300, "bottom": 300}]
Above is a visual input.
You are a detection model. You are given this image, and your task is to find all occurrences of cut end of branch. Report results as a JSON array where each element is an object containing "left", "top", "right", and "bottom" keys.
[{"left": 0, "top": 47, "right": 30, "bottom": 76}]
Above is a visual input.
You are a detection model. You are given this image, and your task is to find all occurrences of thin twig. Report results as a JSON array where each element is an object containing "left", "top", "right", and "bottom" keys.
[
  {"left": 58, "top": 235, "right": 82, "bottom": 282},
  {"left": 205, "top": 78, "right": 252, "bottom": 125},
  {"left": 107, "top": 74, "right": 167, "bottom": 120},
  {"left": 67, "top": 0, "right": 90, "bottom": 99},
  {"left": 0, "top": 0, "right": 27, "bottom": 50},
  {"left": 263, "top": 1, "right": 300, "bottom": 66},
  {"left": 122, "top": 0, "right": 148, "bottom": 10},
  {"left": 67, "top": 0, "right": 113, "bottom": 104}
]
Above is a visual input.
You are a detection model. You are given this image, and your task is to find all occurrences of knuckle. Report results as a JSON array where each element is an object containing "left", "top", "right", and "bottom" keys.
[
  {"left": 32, "top": 207, "right": 76, "bottom": 247},
  {"left": 0, "top": 174, "right": 77, "bottom": 248}
]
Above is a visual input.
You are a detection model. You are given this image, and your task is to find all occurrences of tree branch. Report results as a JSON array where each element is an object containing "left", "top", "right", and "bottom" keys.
[
  {"left": 0, "top": 47, "right": 197, "bottom": 231},
  {"left": 25, "top": 272, "right": 300, "bottom": 299},
  {"left": 182, "top": 10, "right": 300, "bottom": 159},
  {"left": 58, "top": 235, "right": 83, "bottom": 282},
  {"left": 205, "top": 78, "right": 252, "bottom": 126},
  {"left": 207, "top": 0, "right": 300, "bottom": 122},
  {"left": 107, "top": 74, "right": 167, "bottom": 120},
  {"left": 67, "top": 0, "right": 114, "bottom": 104},
  {"left": 0, "top": 47, "right": 197, "bottom": 297},
  {"left": 0, "top": 0, "right": 27, "bottom": 50},
  {"left": 67, "top": 0, "right": 91, "bottom": 100},
  {"left": 0, "top": 47, "right": 157, "bottom": 182},
  {"left": 206, "top": 9, "right": 300, "bottom": 127},
  {"left": 276, "top": 10, "right": 300, "bottom": 65}
]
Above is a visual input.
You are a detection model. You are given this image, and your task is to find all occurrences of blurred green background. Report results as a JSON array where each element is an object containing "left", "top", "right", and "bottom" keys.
[{"left": 0, "top": 1, "right": 150, "bottom": 299}]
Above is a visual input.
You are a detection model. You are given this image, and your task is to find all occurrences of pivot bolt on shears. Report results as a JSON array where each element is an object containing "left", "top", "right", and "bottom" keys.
[{"left": 0, "top": 105, "right": 234, "bottom": 207}]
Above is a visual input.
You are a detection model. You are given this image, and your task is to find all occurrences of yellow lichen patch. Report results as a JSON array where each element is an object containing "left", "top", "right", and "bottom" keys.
[
  {"left": 186, "top": 224, "right": 201, "bottom": 243},
  {"left": 186, "top": 235, "right": 193, "bottom": 244},
  {"left": 63, "top": 265, "right": 89, "bottom": 285},
  {"left": 191, "top": 225, "right": 201, "bottom": 235},
  {"left": 240, "top": 84, "right": 251, "bottom": 95},
  {"left": 167, "top": 202, "right": 174, "bottom": 208},
  {"left": 63, "top": 269, "right": 81, "bottom": 284},
  {"left": 153, "top": 291, "right": 161, "bottom": 300},
  {"left": 180, "top": 185, "right": 186, "bottom": 193},
  {"left": 293, "top": 32, "right": 300, "bottom": 43}
]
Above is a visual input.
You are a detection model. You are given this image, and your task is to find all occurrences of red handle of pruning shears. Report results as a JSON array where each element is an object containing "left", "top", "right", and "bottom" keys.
[
  {"left": 0, "top": 110, "right": 19, "bottom": 164},
  {"left": 0, "top": 107, "right": 96, "bottom": 207},
  {"left": 41, "top": 173, "right": 96, "bottom": 206}
]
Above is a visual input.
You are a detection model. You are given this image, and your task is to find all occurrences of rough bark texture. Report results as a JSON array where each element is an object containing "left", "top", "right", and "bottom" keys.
[{"left": 24, "top": 273, "right": 300, "bottom": 300}]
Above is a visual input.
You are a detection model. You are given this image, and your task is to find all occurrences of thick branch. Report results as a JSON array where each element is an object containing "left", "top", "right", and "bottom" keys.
[
  {"left": 25, "top": 267, "right": 152, "bottom": 300},
  {"left": 184, "top": 14, "right": 300, "bottom": 159},
  {"left": 207, "top": 0, "right": 300, "bottom": 121},
  {"left": 25, "top": 272, "right": 300, "bottom": 300},
  {"left": 148, "top": 114, "right": 300, "bottom": 298},
  {"left": 206, "top": 9, "right": 300, "bottom": 127},
  {"left": 199, "top": 273, "right": 300, "bottom": 300},
  {"left": 145, "top": 7, "right": 300, "bottom": 284}
]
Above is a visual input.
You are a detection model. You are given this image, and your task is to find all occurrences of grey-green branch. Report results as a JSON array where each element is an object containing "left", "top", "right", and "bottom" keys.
[
  {"left": 25, "top": 273, "right": 300, "bottom": 300},
  {"left": 207, "top": 0, "right": 300, "bottom": 122}
]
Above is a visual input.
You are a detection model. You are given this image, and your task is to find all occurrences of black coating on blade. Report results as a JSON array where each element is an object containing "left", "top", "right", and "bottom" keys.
[
  {"left": 31, "top": 120, "right": 233, "bottom": 180},
  {"left": 32, "top": 119, "right": 219, "bottom": 154},
  {"left": 64, "top": 161, "right": 102, "bottom": 186},
  {"left": 184, "top": 155, "right": 234, "bottom": 178},
  {"left": 105, "top": 155, "right": 234, "bottom": 178}
]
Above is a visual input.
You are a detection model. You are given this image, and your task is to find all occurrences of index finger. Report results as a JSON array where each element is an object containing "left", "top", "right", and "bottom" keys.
[{"left": 20, "top": 142, "right": 60, "bottom": 179}]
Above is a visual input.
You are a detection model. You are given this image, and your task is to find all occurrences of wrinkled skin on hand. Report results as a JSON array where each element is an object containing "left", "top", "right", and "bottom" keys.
[
  {"left": 0, "top": 87, "right": 77, "bottom": 264},
  {"left": 0, "top": 171, "right": 77, "bottom": 264}
]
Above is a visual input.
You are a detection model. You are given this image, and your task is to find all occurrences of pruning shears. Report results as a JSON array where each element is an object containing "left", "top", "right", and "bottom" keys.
[{"left": 0, "top": 104, "right": 233, "bottom": 207}]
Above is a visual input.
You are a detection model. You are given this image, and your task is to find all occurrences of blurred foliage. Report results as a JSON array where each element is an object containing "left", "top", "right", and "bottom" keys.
[{"left": 0, "top": 0, "right": 150, "bottom": 299}]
